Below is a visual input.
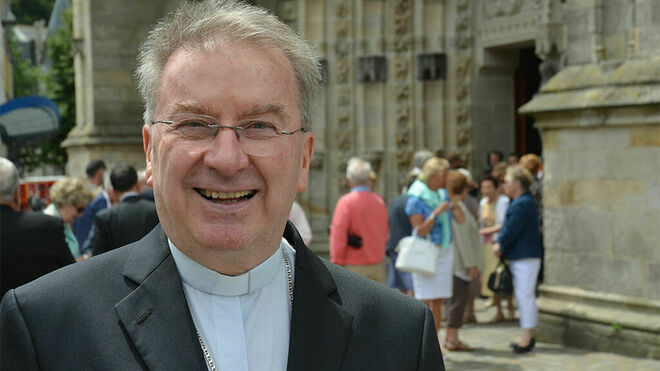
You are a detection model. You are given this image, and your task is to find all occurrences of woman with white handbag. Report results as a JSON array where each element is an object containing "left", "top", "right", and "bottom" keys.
[{"left": 404, "top": 157, "right": 454, "bottom": 335}]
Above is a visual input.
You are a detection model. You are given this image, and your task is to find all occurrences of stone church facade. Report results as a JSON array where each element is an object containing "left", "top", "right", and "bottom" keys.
[{"left": 67, "top": 0, "right": 659, "bottom": 357}]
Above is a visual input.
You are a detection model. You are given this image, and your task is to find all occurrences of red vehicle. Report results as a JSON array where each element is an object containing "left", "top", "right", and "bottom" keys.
[{"left": 18, "top": 176, "right": 66, "bottom": 211}]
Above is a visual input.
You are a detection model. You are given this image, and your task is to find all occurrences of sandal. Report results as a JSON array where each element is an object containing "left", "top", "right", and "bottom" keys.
[
  {"left": 488, "top": 313, "right": 505, "bottom": 324},
  {"left": 443, "top": 340, "right": 474, "bottom": 352}
]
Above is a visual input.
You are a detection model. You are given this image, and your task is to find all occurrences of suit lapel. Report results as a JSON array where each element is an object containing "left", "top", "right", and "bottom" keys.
[
  {"left": 114, "top": 226, "right": 207, "bottom": 370},
  {"left": 284, "top": 222, "right": 354, "bottom": 371}
]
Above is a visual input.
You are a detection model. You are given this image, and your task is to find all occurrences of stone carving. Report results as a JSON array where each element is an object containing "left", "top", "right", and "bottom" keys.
[
  {"left": 338, "top": 87, "right": 351, "bottom": 106},
  {"left": 335, "top": 19, "right": 349, "bottom": 39},
  {"left": 392, "top": 0, "right": 413, "bottom": 170},
  {"left": 362, "top": 152, "right": 383, "bottom": 173},
  {"left": 337, "top": 131, "right": 352, "bottom": 150},
  {"left": 478, "top": 0, "right": 541, "bottom": 47},
  {"left": 393, "top": 57, "right": 409, "bottom": 80},
  {"left": 395, "top": 150, "right": 412, "bottom": 169},
  {"left": 396, "top": 130, "right": 411, "bottom": 146},
  {"left": 483, "top": 0, "right": 525, "bottom": 19},
  {"left": 335, "top": 39, "right": 350, "bottom": 56},
  {"left": 457, "top": 126, "right": 471, "bottom": 146},
  {"left": 336, "top": 58, "right": 350, "bottom": 83},
  {"left": 454, "top": 0, "right": 474, "bottom": 163},
  {"left": 535, "top": 0, "right": 566, "bottom": 82},
  {"left": 396, "top": 83, "right": 409, "bottom": 101},
  {"left": 335, "top": 0, "right": 349, "bottom": 17},
  {"left": 396, "top": 106, "right": 409, "bottom": 126}
]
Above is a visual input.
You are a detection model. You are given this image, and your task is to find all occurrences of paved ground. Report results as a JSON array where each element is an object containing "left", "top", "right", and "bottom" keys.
[{"left": 438, "top": 299, "right": 660, "bottom": 371}]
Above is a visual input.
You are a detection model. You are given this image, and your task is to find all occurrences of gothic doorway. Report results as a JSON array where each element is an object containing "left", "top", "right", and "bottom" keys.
[{"left": 514, "top": 47, "right": 543, "bottom": 156}]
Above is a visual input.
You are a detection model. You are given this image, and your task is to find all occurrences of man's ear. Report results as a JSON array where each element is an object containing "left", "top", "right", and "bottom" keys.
[
  {"left": 296, "top": 132, "right": 315, "bottom": 193},
  {"left": 142, "top": 125, "right": 154, "bottom": 187}
]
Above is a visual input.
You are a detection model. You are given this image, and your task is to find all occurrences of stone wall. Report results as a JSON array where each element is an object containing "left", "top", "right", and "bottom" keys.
[
  {"left": 521, "top": 28, "right": 660, "bottom": 360},
  {"left": 64, "top": 0, "right": 180, "bottom": 178}
]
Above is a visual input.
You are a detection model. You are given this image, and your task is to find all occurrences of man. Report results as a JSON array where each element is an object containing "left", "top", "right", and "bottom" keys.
[
  {"left": 1, "top": 1, "right": 443, "bottom": 370},
  {"left": 73, "top": 159, "right": 112, "bottom": 256},
  {"left": 85, "top": 159, "right": 106, "bottom": 194},
  {"left": 0, "top": 158, "right": 74, "bottom": 297},
  {"left": 91, "top": 164, "right": 159, "bottom": 256},
  {"left": 329, "top": 158, "right": 389, "bottom": 282}
]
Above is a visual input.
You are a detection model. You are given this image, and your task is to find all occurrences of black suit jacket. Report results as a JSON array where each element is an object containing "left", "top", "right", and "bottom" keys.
[
  {"left": 0, "top": 205, "right": 74, "bottom": 297},
  {"left": 91, "top": 195, "right": 159, "bottom": 256},
  {"left": 1, "top": 222, "right": 443, "bottom": 370}
]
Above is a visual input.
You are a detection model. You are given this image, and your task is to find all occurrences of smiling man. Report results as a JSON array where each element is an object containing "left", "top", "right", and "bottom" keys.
[{"left": 0, "top": 1, "right": 443, "bottom": 370}]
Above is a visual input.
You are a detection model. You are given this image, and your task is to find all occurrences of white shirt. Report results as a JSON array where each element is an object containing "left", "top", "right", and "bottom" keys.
[{"left": 169, "top": 238, "right": 296, "bottom": 371}]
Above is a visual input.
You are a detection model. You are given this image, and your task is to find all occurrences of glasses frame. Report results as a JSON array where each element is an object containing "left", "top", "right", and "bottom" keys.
[{"left": 151, "top": 113, "right": 308, "bottom": 140}]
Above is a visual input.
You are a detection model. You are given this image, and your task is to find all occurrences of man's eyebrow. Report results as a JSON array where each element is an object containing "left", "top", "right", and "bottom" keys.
[
  {"left": 242, "top": 104, "right": 290, "bottom": 121},
  {"left": 167, "top": 102, "right": 210, "bottom": 115}
]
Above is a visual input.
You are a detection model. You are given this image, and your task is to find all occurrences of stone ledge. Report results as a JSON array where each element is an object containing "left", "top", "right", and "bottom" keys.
[
  {"left": 519, "top": 57, "right": 660, "bottom": 116},
  {"left": 538, "top": 312, "right": 660, "bottom": 360},
  {"left": 540, "top": 57, "right": 660, "bottom": 92},
  {"left": 537, "top": 285, "right": 660, "bottom": 334}
]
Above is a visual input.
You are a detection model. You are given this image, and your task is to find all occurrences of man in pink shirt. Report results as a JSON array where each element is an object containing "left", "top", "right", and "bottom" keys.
[{"left": 330, "top": 158, "right": 389, "bottom": 282}]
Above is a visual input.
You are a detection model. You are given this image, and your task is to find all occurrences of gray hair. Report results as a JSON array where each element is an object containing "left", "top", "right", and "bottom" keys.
[
  {"left": 413, "top": 149, "right": 433, "bottom": 169},
  {"left": 346, "top": 157, "right": 372, "bottom": 185},
  {"left": 505, "top": 165, "right": 535, "bottom": 192},
  {"left": 0, "top": 157, "right": 19, "bottom": 204},
  {"left": 135, "top": 0, "right": 323, "bottom": 130}
]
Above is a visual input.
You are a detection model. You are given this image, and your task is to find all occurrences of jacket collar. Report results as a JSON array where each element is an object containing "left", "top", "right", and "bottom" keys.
[
  {"left": 116, "top": 222, "right": 354, "bottom": 370},
  {"left": 284, "top": 221, "right": 354, "bottom": 371},
  {"left": 115, "top": 225, "right": 207, "bottom": 370}
]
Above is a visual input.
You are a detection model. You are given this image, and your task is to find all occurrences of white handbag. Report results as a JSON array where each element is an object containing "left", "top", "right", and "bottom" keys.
[{"left": 394, "top": 229, "right": 440, "bottom": 275}]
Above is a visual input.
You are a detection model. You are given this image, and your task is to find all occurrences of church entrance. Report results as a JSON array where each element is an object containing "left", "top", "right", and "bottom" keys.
[{"left": 514, "top": 47, "right": 543, "bottom": 156}]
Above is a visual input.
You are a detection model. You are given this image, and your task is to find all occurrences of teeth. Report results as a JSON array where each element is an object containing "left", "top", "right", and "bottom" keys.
[{"left": 198, "top": 189, "right": 253, "bottom": 200}]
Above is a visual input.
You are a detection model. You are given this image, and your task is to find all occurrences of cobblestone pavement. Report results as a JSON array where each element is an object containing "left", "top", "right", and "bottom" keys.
[{"left": 438, "top": 299, "right": 660, "bottom": 371}]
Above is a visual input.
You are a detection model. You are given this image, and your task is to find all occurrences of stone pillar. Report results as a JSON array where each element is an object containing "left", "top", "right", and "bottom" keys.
[
  {"left": 520, "top": 58, "right": 660, "bottom": 359},
  {"left": 63, "top": 0, "right": 180, "bottom": 177}
]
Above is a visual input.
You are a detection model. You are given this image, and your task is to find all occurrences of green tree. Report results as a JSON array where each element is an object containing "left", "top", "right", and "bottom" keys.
[
  {"left": 17, "top": 9, "right": 75, "bottom": 171},
  {"left": 8, "top": 36, "right": 41, "bottom": 97},
  {"left": 10, "top": 0, "right": 55, "bottom": 24}
]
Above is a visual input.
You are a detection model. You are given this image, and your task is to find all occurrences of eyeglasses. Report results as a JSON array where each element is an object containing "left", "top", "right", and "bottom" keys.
[{"left": 152, "top": 113, "right": 307, "bottom": 157}]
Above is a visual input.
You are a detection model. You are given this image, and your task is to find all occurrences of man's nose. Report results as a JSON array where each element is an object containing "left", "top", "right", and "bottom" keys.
[{"left": 202, "top": 128, "right": 250, "bottom": 176}]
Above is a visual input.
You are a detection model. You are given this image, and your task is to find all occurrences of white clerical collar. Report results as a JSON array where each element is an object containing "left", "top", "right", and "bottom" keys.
[{"left": 168, "top": 238, "right": 292, "bottom": 297}]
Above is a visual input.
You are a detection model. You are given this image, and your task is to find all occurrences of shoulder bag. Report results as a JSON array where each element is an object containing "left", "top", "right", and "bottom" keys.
[{"left": 394, "top": 229, "right": 439, "bottom": 275}]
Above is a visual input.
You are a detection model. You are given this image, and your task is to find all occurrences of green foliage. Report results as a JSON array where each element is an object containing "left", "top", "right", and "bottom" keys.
[
  {"left": 10, "top": 0, "right": 55, "bottom": 24},
  {"left": 15, "top": 9, "right": 75, "bottom": 171},
  {"left": 8, "top": 36, "right": 41, "bottom": 97}
]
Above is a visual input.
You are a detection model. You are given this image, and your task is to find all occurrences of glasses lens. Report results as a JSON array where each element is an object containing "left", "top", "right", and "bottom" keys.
[
  {"left": 169, "top": 114, "right": 216, "bottom": 140},
  {"left": 238, "top": 120, "right": 279, "bottom": 140}
]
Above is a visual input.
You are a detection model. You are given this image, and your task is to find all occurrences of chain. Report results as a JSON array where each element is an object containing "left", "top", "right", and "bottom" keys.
[{"left": 195, "top": 246, "right": 293, "bottom": 370}]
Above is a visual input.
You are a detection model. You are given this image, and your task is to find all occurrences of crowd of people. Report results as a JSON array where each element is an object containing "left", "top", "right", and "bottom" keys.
[
  {"left": 0, "top": 158, "right": 160, "bottom": 297},
  {"left": 1, "top": 1, "right": 443, "bottom": 369},
  {"left": 1, "top": 1, "right": 547, "bottom": 367},
  {"left": 329, "top": 149, "right": 544, "bottom": 355}
]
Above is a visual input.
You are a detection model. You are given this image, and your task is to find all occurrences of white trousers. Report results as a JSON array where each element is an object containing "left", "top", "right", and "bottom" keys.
[{"left": 509, "top": 258, "right": 541, "bottom": 329}]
